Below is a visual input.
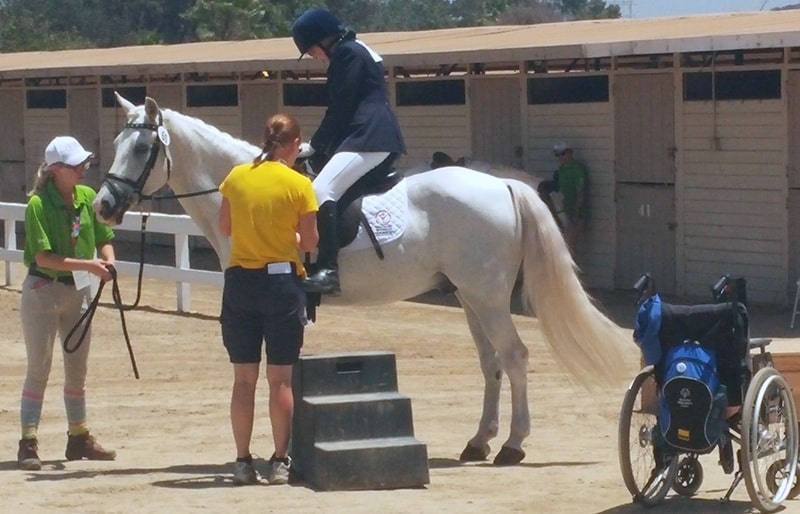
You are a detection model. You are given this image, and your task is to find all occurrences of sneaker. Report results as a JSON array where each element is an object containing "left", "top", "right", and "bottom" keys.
[
  {"left": 18, "top": 438, "right": 42, "bottom": 470},
  {"left": 267, "top": 455, "right": 291, "bottom": 485},
  {"left": 65, "top": 433, "right": 116, "bottom": 461},
  {"left": 232, "top": 458, "right": 261, "bottom": 485}
]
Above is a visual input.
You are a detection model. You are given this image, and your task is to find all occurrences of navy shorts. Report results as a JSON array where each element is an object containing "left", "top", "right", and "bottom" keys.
[{"left": 220, "top": 265, "right": 306, "bottom": 365}]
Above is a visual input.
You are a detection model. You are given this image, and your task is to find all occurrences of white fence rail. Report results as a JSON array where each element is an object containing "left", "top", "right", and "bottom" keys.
[{"left": 1, "top": 201, "right": 222, "bottom": 312}]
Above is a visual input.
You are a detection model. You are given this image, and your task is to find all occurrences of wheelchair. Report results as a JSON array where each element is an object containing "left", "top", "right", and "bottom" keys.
[{"left": 618, "top": 274, "right": 800, "bottom": 513}]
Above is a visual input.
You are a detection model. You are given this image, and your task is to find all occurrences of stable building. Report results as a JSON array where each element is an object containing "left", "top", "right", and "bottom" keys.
[{"left": 1, "top": 10, "right": 800, "bottom": 304}]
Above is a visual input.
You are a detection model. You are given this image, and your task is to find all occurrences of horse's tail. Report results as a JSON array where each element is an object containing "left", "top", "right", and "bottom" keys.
[{"left": 505, "top": 179, "right": 628, "bottom": 388}]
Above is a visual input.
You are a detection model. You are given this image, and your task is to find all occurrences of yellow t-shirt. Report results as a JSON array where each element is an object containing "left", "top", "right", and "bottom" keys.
[{"left": 219, "top": 160, "right": 318, "bottom": 274}]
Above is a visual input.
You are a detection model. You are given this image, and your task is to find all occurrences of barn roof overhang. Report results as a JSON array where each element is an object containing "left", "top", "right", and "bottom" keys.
[{"left": 1, "top": 10, "right": 799, "bottom": 80}]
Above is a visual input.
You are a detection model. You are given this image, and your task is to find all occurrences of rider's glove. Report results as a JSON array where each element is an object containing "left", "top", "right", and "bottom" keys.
[{"left": 298, "top": 142, "right": 315, "bottom": 159}]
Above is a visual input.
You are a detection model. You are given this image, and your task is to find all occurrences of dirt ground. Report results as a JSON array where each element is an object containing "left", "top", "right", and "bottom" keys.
[{"left": 1, "top": 260, "right": 800, "bottom": 514}]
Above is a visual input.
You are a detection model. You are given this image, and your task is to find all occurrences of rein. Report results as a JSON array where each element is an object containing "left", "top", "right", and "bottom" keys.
[
  {"left": 80, "top": 111, "right": 220, "bottom": 378},
  {"left": 63, "top": 266, "right": 140, "bottom": 379},
  {"left": 62, "top": 215, "right": 151, "bottom": 379}
]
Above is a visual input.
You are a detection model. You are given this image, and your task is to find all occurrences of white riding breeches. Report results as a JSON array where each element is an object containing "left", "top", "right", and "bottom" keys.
[{"left": 313, "top": 151, "right": 391, "bottom": 204}]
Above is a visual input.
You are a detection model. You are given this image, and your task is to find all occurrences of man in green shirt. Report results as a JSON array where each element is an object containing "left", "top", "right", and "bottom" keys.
[{"left": 552, "top": 141, "right": 587, "bottom": 255}]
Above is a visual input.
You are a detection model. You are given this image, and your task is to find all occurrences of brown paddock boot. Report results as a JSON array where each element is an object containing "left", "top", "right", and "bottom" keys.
[
  {"left": 18, "top": 438, "right": 42, "bottom": 470},
  {"left": 65, "top": 433, "right": 116, "bottom": 461}
]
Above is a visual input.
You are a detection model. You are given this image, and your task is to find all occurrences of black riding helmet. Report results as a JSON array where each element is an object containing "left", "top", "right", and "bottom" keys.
[{"left": 291, "top": 8, "right": 347, "bottom": 56}]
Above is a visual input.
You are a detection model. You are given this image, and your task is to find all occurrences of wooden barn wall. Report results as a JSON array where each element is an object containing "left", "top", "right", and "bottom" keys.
[
  {"left": 0, "top": 88, "right": 26, "bottom": 203},
  {"left": 183, "top": 106, "right": 242, "bottom": 140},
  {"left": 470, "top": 77, "right": 523, "bottom": 168},
  {"left": 147, "top": 84, "right": 183, "bottom": 111},
  {"left": 525, "top": 102, "right": 614, "bottom": 288},
  {"left": 678, "top": 100, "right": 786, "bottom": 303},
  {"left": 395, "top": 105, "right": 469, "bottom": 169},
  {"left": 69, "top": 88, "right": 101, "bottom": 190},
  {"left": 24, "top": 102, "right": 68, "bottom": 193},
  {"left": 240, "top": 82, "right": 278, "bottom": 147},
  {"left": 284, "top": 106, "right": 326, "bottom": 157},
  {"left": 99, "top": 101, "right": 128, "bottom": 174},
  {"left": 787, "top": 71, "right": 800, "bottom": 302}
]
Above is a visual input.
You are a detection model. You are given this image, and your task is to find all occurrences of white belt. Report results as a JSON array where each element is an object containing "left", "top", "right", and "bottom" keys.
[{"left": 267, "top": 262, "right": 293, "bottom": 274}]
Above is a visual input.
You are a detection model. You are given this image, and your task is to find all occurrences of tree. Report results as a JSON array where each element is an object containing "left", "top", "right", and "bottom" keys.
[
  {"left": 376, "top": 0, "right": 454, "bottom": 31},
  {"left": 551, "top": 0, "right": 620, "bottom": 19},
  {"left": 497, "top": 1, "right": 561, "bottom": 24},
  {"left": 0, "top": 0, "right": 91, "bottom": 51},
  {"left": 0, "top": 0, "right": 622, "bottom": 52},
  {"left": 184, "top": 0, "right": 273, "bottom": 41}
]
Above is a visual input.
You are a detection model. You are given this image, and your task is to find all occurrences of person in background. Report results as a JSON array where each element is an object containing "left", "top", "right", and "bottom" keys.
[
  {"left": 218, "top": 113, "right": 318, "bottom": 486},
  {"left": 538, "top": 141, "right": 587, "bottom": 255},
  {"left": 291, "top": 8, "right": 406, "bottom": 295},
  {"left": 18, "top": 136, "right": 117, "bottom": 470}
]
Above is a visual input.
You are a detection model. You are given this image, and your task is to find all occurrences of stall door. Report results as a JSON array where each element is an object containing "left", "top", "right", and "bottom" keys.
[
  {"left": 471, "top": 77, "right": 522, "bottom": 168},
  {"left": 69, "top": 88, "right": 101, "bottom": 188},
  {"left": 0, "top": 89, "right": 26, "bottom": 202},
  {"left": 614, "top": 73, "right": 676, "bottom": 292}
]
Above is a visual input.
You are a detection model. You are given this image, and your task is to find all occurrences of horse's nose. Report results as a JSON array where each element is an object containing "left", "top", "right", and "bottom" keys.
[{"left": 96, "top": 198, "right": 115, "bottom": 220}]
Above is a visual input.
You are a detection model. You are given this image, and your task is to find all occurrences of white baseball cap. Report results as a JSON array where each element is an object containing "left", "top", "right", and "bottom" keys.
[
  {"left": 553, "top": 141, "right": 570, "bottom": 155},
  {"left": 45, "top": 136, "right": 94, "bottom": 167}
]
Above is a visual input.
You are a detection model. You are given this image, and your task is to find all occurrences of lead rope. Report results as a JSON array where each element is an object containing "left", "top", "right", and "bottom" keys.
[{"left": 62, "top": 214, "right": 150, "bottom": 379}]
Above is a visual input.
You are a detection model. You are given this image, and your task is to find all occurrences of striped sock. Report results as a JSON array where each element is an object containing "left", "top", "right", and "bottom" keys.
[
  {"left": 20, "top": 390, "right": 44, "bottom": 439},
  {"left": 64, "top": 386, "right": 88, "bottom": 436}
]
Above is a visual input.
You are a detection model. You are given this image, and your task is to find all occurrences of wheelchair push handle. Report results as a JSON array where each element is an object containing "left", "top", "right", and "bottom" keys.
[
  {"left": 711, "top": 274, "right": 732, "bottom": 303},
  {"left": 633, "top": 272, "right": 655, "bottom": 306}
]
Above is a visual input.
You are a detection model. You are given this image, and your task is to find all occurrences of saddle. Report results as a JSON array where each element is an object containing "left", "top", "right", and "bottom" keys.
[
  {"left": 305, "top": 154, "right": 402, "bottom": 322},
  {"left": 335, "top": 154, "right": 403, "bottom": 250}
]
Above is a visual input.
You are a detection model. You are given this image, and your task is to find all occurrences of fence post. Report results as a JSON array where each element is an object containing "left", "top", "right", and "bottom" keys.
[
  {"left": 175, "top": 232, "right": 191, "bottom": 312},
  {"left": 4, "top": 218, "right": 16, "bottom": 286}
]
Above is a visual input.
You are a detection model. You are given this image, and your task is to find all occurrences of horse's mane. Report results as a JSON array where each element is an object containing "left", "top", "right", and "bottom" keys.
[{"left": 162, "top": 107, "right": 260, "bottom": 158}]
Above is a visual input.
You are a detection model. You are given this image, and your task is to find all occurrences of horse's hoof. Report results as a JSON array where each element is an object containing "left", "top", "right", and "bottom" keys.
[
  {"left": 492, "top": 446, "right": 525, "bottom": 465},
  {"left": 459, "top": 443, "right": 490, "bottom": 462}
]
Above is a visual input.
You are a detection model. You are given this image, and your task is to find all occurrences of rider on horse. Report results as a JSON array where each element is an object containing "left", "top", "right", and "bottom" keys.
[{"left": 291, "top": 8, "right": 406, "bottom": 295}]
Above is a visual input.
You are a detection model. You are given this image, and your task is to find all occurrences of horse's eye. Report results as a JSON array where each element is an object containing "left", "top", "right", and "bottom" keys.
[{"left": 134, "top": 143, "right": 150, "bottom": 154}]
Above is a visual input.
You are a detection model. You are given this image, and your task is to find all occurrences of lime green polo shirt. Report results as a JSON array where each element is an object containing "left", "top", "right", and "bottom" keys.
[
  {"left": 558, "top": 159, "right": 587, "bottom": 220},
  {"left": 24, "top": 182, "right": 115, "bottom": 279}
]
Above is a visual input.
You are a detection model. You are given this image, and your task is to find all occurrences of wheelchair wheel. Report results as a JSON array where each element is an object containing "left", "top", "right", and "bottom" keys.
[
  {"left": 619, "top": 366, "right": 677, "bottom": 506},
  {"left": 672, "top": 455, "right": 703, "bottom": 497},
  {"left": 741, "top": 367, "right": 800, "bottom": 513},
  {"left": 766, "top": 459, "right": 800, "bottom": 499}
]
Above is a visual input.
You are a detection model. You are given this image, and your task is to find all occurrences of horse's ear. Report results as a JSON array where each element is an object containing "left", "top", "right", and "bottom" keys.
[
  {"left": 144, "top": 97, "right": 160, "bottom": 121},
  {"left": 115, "top": 91, "right": 137, "bottom": 114}
]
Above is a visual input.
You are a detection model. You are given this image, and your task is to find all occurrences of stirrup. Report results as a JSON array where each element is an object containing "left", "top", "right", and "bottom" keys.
[{"left": 303, "top": 269, "right": 341, "bottom": 295}]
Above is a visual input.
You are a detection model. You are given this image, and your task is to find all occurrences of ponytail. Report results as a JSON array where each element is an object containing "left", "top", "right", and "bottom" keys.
[
  {"left": 252, "top": 113, "right": 302, "bottom": 167},
  {"left": 28, "top": 163, "right": 53, "bottom": 196}
]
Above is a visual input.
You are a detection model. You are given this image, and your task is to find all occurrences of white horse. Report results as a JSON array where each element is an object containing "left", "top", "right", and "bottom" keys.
[{"left": 93, "top": 94, "right": 627, "bottom": 465}]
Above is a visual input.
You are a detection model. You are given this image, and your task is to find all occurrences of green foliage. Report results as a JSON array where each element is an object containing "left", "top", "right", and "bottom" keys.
[{"left": 0, "top": 0, "right": 620, "bottom": 52}]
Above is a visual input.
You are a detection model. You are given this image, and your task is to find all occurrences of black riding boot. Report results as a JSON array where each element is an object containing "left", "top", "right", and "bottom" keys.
[{"left": 304, "top": 201, "right": 341, "bottom": 295}]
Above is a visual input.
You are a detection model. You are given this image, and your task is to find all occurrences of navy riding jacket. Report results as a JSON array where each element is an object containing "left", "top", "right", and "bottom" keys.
[{"left": 310, "top": 37, "right": 406, "bottom": 157}]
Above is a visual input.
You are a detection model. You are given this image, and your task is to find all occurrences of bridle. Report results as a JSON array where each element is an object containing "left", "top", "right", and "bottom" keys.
[
  {"left": 100, "top": 111, "right": 218, "bottom": 210},
  {"left": 101, "top": 111, "right": 172, "bottom": 209}
]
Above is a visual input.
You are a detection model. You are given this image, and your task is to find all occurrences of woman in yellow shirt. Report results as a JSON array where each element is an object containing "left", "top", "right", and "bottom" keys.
[{"left": 218, "top": 114, "right": 318, "bottom": 485}]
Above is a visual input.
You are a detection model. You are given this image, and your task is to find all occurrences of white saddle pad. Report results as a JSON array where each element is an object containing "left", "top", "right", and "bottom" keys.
[{"left": 343, "top": 179, "right": 408, "bottom": 252}]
